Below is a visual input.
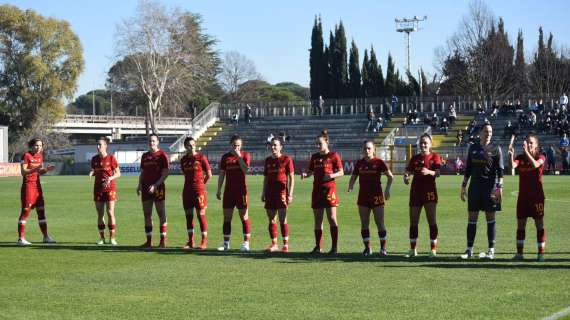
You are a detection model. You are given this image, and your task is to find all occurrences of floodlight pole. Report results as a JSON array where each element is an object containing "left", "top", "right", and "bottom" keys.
[{"left": 395, "top": 16, "right": 427, "bottom": 73}]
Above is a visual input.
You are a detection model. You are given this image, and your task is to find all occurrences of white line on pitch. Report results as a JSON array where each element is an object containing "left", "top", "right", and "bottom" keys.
[{"left": 543, "top": 306, "right": 570, "bottom": 320}]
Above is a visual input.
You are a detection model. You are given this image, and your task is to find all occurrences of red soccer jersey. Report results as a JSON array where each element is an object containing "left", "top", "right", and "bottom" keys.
[
  {"left": 308, "top": 151, "right": 343, "bottom": 186},
  {"left": 220, "top": 151, "right": 251, "bottom": 193},
  {"left": 514, "top": 153, "right": 545, "bottom": 199},
  {"left": 353, "top": 157, "right": 388, "bottom": 195},
  {"left": 406, "top": 152, "right": 441, "bottom": 192},
  {"left": 140, "top": 149, "right": 169, "bottom": 187},
  {"left": 21, "top": 152, "right": 43, "bottom": 185},
  {"left": 91, "top": 154, "right": 118, "bottom": 192},
  {"left": 181, "top": 153, "right": 211, "bottom": 192},
  {"left": 264, "top": 155, "right": 294, "bottom": 189}
]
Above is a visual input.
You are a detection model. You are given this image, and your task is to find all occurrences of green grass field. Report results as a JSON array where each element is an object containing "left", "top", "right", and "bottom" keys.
[{"left": 1, "top": 175, "right": 569, "bottom": 319}]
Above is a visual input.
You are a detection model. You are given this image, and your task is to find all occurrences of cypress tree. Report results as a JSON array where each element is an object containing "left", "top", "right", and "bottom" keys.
[
  {"left": 368, "top": 46, "right": 381, "bottom": 97},
  {"left": 514, "top": 30, "right": 527, "bottom": 96},
  {"left": 309, "top": 16, "right": 324, "bottom": 100},
  {"left": 348, "top": 39, "right": 361, "bottom": 98},
  {"left": 361, "top": 49, "right": 371, "bottom": 97},
  {"left": 385, "top": 53, "right": 397, "bottom": 96}
]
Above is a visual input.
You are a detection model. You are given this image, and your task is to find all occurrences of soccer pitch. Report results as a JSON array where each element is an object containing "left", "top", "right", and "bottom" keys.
[{"left": 1, "top": 175, "right": 569, "bottom": 319}]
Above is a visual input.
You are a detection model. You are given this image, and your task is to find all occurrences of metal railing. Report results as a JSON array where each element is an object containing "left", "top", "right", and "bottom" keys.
[
  {"left": 168, "top": 102, "right": 219, "bottom": 154},
  {"left": 219, "top": 94, "right": 566, "bottom": 120},
  {"left": 62, "top": 114, "right": 193, "bottom": 125}
]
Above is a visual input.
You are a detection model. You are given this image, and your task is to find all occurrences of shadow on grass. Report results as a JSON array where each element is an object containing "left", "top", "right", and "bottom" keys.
[{"left": 6, "top": 242, "right": 570, "bottom": 268}]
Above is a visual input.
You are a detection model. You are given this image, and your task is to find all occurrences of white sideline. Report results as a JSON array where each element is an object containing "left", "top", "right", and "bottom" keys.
[{"left": 543, "top": 306, "right": 570, "bottom": 320}]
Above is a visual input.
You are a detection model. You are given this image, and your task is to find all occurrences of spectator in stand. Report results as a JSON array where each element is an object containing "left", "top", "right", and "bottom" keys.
[
  {"left": 456, "top": 130, "right": 464, "bottom": 146},
  {"left": 538, "top": 99, "right": 545, "bottom": 114},
  {"left": 454, "top": 156, "right": 464, "bottom": 175},
  {"left": 528, "top": 111, "right": 537, "bottom": 128},
  {"left": 315, "top": 95, "right": 324, "bottom": 116},
  {"left": 561, "top": 147, "right": 569, "bottom": 174},
  {"left": 412, "top": 109, "right": 419, "bottom": 124},
  {"left": 391, "top": 95, "right": 398, "bottom": 114},
  {"left": 560, "top": 93, "right": 568, "bottom": 109},
  {"left": 475, "top": 106, "right": 486, "bottom": 124},
  {"left": 507, "top": 100, "right": 516, "bottom": 113},
  {"left": 376, "top": 116, "right": 384, "bottom": 132},
  {"left": 279, "top": 131, "right": 291, "bottom": 143},
  {"left": 546, "top": 145, "right": 557, "bottom": 174},
  {"left": 499, "top": 100, "right": 508, "bottom": 114},
  {"left": 232, "top": 112, "right": 239, "bottom": 125},
  {"left": 515, "top": 100, "right": 524, "bottom": 114},
  {"left": 384, "top": 107, "right": 392, "bottom": 122},
  {"left": 490, "top": 105, "right": 499, "bottom": 119},
  {"left": 244, "top": 104, "right": 252, "bottom": 124},
  {"left": 529, "top": 100, "right": 539, "bottom": 113},
  {"left": 468, "top": 120, "right": 477, "bottom": 136},
  {"left": 504, "top": 121, "right": 515, "bottom": 138},
  {"left": 440, "top": 117, "right": 449, "bottom": 133},
  {"left": 365, "top": 111, "right": 376, "bottom": 132},
  {"left": 543, "top": 115, "right": 552, "bottom": 134},
  {"left": 447, "top": 104, "right": 457, "bottom": 125},
  {"left": 518, "top": 112, "right": 529, "bottom": 129},
  {"left": 432, "top": 113, "right": 439, "bottom": 129},
  {"left": 561, "top": 133, "right": 569, "bottom": 148}
]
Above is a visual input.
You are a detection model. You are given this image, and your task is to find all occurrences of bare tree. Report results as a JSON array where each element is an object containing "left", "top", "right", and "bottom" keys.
[
  {"left": 219, "top": 51, "right": 261, "bottom": 101},
  {"left": 114, "top": 0, "right": 218, "bottom": 134}
]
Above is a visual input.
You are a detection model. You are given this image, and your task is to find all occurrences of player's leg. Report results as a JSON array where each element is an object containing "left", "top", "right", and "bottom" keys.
[
  {"left": 196, "top": 207, "right": 208, "bottom": 250},
  {"left": 155, "top": 200, "right": 167, "bottom": 248},
  {"left": 358, "top": 205, "right": 372, "bottom": 255},
  {"left": 183, "top": 207, "right": 195, "bottom": 249},
  {"left": 425, "top": 202, "right": 438, "bottom": 257},
  {"left": 481, "top": 211, "right": 497, "bottom": 259},
  {"left": 325, "top": 207, "right": 338, "bottom": 254},
  {"left": 95, "top": 201, "right": 106, "bottom": 244},
  {"left": 238, "top": 207, "right": 251, "bottom": 252},
  {"left": 514, "top": 218, "right": 527, "bottom": 259},
  {"left": 106, "top": 200, "right": 117, "bottom": 245},
  {"left": 372, "top": 205, "right": 388, "bottom": 256},
  {"left": 265, "top": 209, "right": 279, "bottom": 252},
  {"left": 218, "top": 208, "right": 234, "bottom": 251},
  {"left": 406, "top": 206, "right": 421, "bottom": 257},
  {"left": 277, "top": 208, "right": 289, "bottom": 252},
  {"left": 141, "top": 200, "right": 154, "bottom": 247},
  {"left": 311, "top": 208, "right": 324, "bottom": 254},
  {"left": 535, "top": 217, "right": 546, "bottom": 261},
  {"left": 461, "top": 211, "right": 479, "bottom": 259},
  {"left": 17, "top": 205, "right": 32, "bottom": 245},
  {"left": 35, "top": 194, "right": 54, "bottom": 243}
]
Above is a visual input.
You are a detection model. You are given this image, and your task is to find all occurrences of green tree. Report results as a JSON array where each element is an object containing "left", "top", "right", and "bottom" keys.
[
  {"left": 513, "top": 30, "right": 528, "bottom": 97},
  {"left": 361, "top": 49, "right": 371, "bottom": 97},
  {"left": 385, "top": 53, "right": 397, "bottom": 96},
  {"left": 348, "top": 40, "right": 361, "bottom": 98},
  {"left": 332, "top": 21, "right": 348, "bottom": 98},
  {"left": 309, "top": 16, "right": 324, "bottom": 100},
  {"left": 0, "top": 4, "right": 84, "bottom": 145}
]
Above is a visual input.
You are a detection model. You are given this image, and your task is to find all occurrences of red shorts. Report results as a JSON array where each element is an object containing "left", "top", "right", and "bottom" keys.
[
  {"left": 223, "top": 191, "right": 248, "bottom": 209},
  {"left": 311, "top": 184, "right": 338, "bottom": 209},
  {"left": 21, "top": 185, "right": 44, "bottom": 209},
  {"left": 94, "top": 190, "right": 117, "bottom": 202},
  {"left": 409, "top": 188, "right": 438, "bottom": 207},
  {"left": 183, "top": 189, "right": 207, "bottom": 210},
  {"left": 517, "top": 199, "right": 544, "bottom": 219},
  {"left": 358, "top": 191, "right": 385, "bottom": 208},
  {"left": 141, "top": 184, "right": 166, "bottom": 202},
  {"left": 265, "top": 188, "right": 288, "bottom": 210}
]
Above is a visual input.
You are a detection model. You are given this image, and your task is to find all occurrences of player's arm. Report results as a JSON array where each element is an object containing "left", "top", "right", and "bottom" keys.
[
  {"left": 347, "top": 174, "right": 357, "bottom": 192},
  {"left": 203, "top": 157, "right": 212, "bottom": 184},
  {"left": 287, "top": 171, "right": 295, "bottom": 203},
  {"left": 137, "top": 169, "right": 143, "bottom": 195},
  {"left": 327, "top": 154, "right": 344, "bottom": 180},
  {"left": 328, "top": 167, "right": 344, "bottom": 179},
  {"left": 216, "top": 170, "right": 225, "bottom": 200},
  {"left": 301, "top": 169, "right": 313, "bottom": 179},
  {"left": 461, "top": 147, "right": 473, "bottom": 201},
  {"left": 523, "top": 143, "right": 543, "bottom": 169},
  {"left": 109, "top": 166, "right": 121, "bottom": 182},
  {"left": 204, "top": 169, "right": 212, "bottom": 184},
  {"left": 384, "top": 169, "right": 394, "bottom": 200},
  {"left": 234, "top": 152, "right": 249, "bottom": 174},
  {"left": 508, "top": 147, "right": 518, "bottom": 169},
  {"left": 153, "top": 168, "right": 169, "bottom": 187}
]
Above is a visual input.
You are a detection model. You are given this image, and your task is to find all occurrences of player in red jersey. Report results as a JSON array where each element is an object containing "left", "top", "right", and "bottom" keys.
[
  {"left": 301, "top": 129, "right": 344, "bottom": 254},
  {"left": 89, "top": 137, "right": 121, "bottom": 245},
  {"left": 261, "top": 137, "right": 295, "bottom": 253},
  {"left": 17, "top": 138, "right": 56, "bottom": 246},
  {"left": 403, "top": 134, "right": 442, "bottom": 258},
  {"left": 180, "top": 136, "right": 212, "bottom": 250},
  {"left": 137, "top": 134, "right": 170, "bottom": 248},
  {"left": 216, "top": 135, "right": 252, "bottom": 252},
  {"left": 348, "top": 140, "right": 393, "bottom": 256},
  {"left": 508, "top": 134, "right": 547, "bottom": 261}
]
